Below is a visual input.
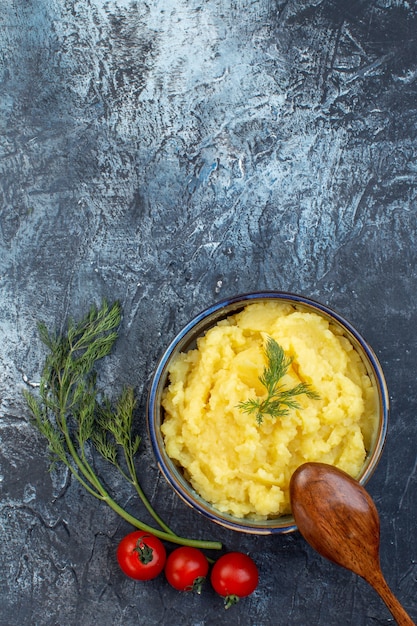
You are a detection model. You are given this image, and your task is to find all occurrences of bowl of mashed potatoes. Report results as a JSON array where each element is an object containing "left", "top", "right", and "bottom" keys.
[{"left": 147, "top": 292, "right": 389, "bottom": 534}]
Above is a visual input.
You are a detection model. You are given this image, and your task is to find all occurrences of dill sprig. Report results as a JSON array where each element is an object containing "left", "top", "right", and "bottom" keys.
[
  {"left": 238, "top": 336, "right": 319, "bottom": 425},
  {"left": 23, "top": 301, "right": 221, "bottom": 551}
]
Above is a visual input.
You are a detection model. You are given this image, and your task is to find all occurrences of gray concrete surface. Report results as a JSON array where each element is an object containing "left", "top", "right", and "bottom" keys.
[{"left": 1, "top": 1, "right": 417, "bottom": 624}]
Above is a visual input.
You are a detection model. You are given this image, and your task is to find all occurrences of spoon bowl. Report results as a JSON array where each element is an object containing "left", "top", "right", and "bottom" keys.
[{"left": 290, "top": 463, "right": 415, "bottom": 626}]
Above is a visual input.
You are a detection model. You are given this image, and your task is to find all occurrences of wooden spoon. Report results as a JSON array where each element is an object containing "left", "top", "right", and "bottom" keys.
[{"left": 289, "top": 462, "right": 415, "bottom": 626}]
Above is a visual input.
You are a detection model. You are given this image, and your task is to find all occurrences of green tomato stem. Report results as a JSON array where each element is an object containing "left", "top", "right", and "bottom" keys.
[{"left": 224, "top": 595, "right": 240, "bottom": 609}]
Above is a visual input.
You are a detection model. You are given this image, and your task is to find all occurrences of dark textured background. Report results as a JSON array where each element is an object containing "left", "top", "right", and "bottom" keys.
[{"left": 1, "top": 1, "right": 417, "bottom": 624}]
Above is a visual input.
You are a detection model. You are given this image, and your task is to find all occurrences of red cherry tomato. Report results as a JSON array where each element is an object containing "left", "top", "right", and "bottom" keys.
[
  {"left": 210, "top": 552, "right": 259, "bottom": 608},
  {"left": 117, "top": 531, "right": 166, "bottom": 581},
  {"left": 165, "top": 546, "right": 209, "bottom": 593}
]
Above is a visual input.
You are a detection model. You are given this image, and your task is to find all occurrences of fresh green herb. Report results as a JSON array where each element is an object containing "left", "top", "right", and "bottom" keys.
[
  {"left": 237, "top": 336, "right": 319, "bottom": 425},
  {"left": 23, "top": 300, "right": 221, "bottom": 551}
]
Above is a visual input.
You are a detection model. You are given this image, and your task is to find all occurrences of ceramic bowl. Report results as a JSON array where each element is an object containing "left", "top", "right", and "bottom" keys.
[{"left": 147, "top": 292, "right": 389, "bottom": 534}]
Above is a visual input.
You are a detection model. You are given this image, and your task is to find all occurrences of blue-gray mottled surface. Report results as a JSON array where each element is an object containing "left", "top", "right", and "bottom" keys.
[{"left": 1, "top": 0, "right": 417, "bottom": 624}]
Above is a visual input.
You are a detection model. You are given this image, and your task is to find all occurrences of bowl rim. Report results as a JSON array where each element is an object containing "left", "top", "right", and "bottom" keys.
[{"left": 147, "top": 291, "right": 389, "bottom": 534}]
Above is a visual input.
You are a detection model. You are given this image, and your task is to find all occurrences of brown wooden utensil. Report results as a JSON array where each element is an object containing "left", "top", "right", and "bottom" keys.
[{"left": 290, "top": 462, "right": 415, "bottom": 626}]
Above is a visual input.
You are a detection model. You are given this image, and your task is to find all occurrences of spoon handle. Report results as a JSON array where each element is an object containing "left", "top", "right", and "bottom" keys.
[{"left": 368, "top": 570, "right": 416, "bottom": 626}]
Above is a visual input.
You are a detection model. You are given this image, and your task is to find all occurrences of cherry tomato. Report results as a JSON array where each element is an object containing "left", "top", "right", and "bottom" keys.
[
  {"left": 210, "top": 552, "right": 259, "bottom": 608},
  {"left": 117, "top": 531, "right": 166, "bottom": 581},
  {"left": 165, "top": 546, "right": 209, "bottom": 593}
]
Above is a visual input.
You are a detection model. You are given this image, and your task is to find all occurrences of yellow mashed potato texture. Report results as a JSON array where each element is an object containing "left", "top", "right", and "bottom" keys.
[{"left": 161, "top": 301, "right": 378, "bottom": 519}]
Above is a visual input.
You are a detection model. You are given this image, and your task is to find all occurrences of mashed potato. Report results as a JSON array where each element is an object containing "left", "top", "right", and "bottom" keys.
[{"left": 161, "top": 301, "right": 378, "bottom": 519}]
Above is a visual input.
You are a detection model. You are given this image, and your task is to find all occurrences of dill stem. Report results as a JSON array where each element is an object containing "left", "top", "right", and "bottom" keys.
[
  {"left": 65, "top": 422, "right": 221, "bottom": 549},
  {"left": 124, "top": 449, "right": 176, "bottom": 536},
  {"left": 104, "top": 496, "right": 222, "bottom": 550},
  {"left": 57, "top": 407, "right": 221, "bottom": 550},
  {"left": 25, "top": 301, "right": 223, "bottom": 553}
]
